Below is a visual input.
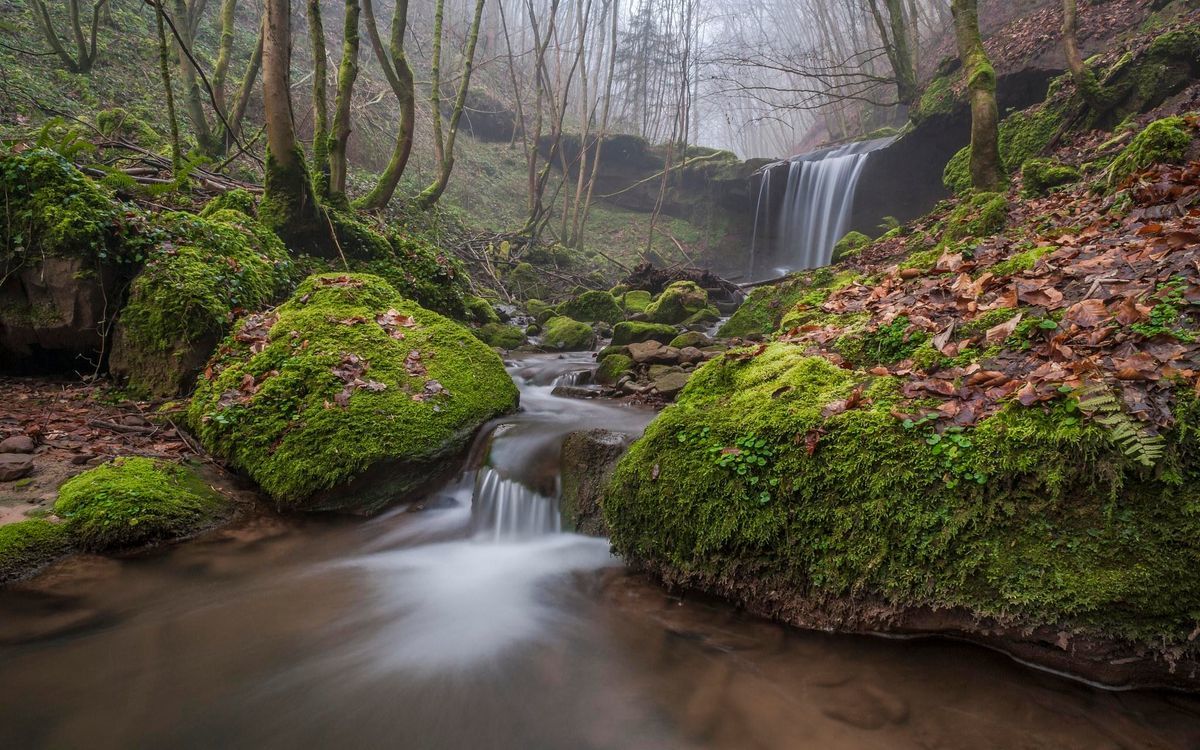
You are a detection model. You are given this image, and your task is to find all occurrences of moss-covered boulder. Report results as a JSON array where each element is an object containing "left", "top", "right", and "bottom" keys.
[
  {"left": 596, "top": 353, "right": 634, "bottom": 385},
  {"left": 943, "top": 192, "right": 1008, "bottom": 242},
  {"left": 605, "top": 345, "right": 1200, "bottom": 686},
  {"left": 540, "top": 316, "right": 596, "bottom": 351},
  {"left": 944, "top": 106, "right": 1062, "bottom": 194},
  {"left": 109, "top": 210, "right": 295, "bottom": 397},
  {"left": 55, "top": 457, "right": 228, "bottom": 551},
  {"left": 466, "top": 296, "right": 501, "bottom": 325},
  {"left": 0, "top": 518, "right": 71, "bottom": 582},
  {"left": 831, "top": 231, "right": 872, "bottom": 263},
  {"left": 559, "top": 290, "right": 624, "bottom": 324},
  {"left": 188, "top": 273, "right": 517, "bottom": 512},
  {"left": 1105, "top": 116, "right": 1193, "bottom": 190},
  {"left": 621, "top": 289, "right": 653, "bottom": 314},
  {"left": 719, "top": 268, "right": 858, "bottom": 339},
  {"left": 669, "top": 331, "right": 711, "bottom": 349},
  {"left": 526, "top": 299, "right": 556, "bottom": 324},
  {"left": 1021, "top": 158, "right": 1081, "bottom": 197},
  {"left": 358, "top": 231, "right": 471, "bottom": 320},
  {"left": 612, "top": 321, "right": 677, "bottom": 346},
  {"left": 475, "top": 322, "right": 526, "bottom": 350},
  {"left": 645, "top": 281, "right": 713, "bottom": 325}
]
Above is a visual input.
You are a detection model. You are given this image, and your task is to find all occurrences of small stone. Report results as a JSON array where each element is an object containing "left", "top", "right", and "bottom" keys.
[
  {"left": 0, "top": 454, "right": 35, "bottom": 482},
  {"left": 86, "top": 456, "right": 107, "bottom": 466},
  {"left": 0, "top": 435, "right": 35, "bottom": 454},
  {"left": 679, "top": 346, "right": 705, "bottom": 364},
  {"left": 652, "top": 371, "right": 692, "bottom": 399},
  {"left": 121, "top": 415, "right": 151, "bottom": 427},
  {"left": 70, "top": 453, "right": 96, "bottom": 465}
]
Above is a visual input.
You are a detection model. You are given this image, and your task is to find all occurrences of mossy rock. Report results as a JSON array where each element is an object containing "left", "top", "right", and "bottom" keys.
[
  {"left": 55, "top": 457, "right": 228, "bottom": 551},
  {"left": 605, "top": 344, "right": 1200, "bottom": 651},
  {"left": 683, "top": 305, "right": 722, "bottom": 327},
  {"left": 0, "top": 148, "right": 127, "bottom": 268},
  {"left": 944, "top": 192, "right": 1008, "bottom": 242},
  {"left": 944, "top": 106, "right": 1063, "bottom": 194},
  {"left": 831, "top": 231, "right": 872, "bottom": 263},
  {"left": 0, "top": 518, "right": 71, "bottom": 582},
  {"left": 526, "top": 299, "right": 555, "bottom": 324},
  {"left": 95, "top": 108, "right": 161, "bottom": 148},
  {"left": 669, "top": 331, "right": 711, "bottom": 349},
  {"left": 110, "top": 209, "right": 296, "bottom": 397},
  {"left": 200, "top": 189, "right": 258, "bottom": 219},
  {"left": 188, "top": 273, "right": 519, "bottom": 511},
  {"left": 596, "top": 353, "right": 634, "bottom": 385},
  {"left": 507, "top": 262, "right": 549, "bottom": 300},
  {"left": 559, "top": 290, "right": 624, "bottom": 324},
  {"left": 612, "top": 321, "right": 678, "bottom": 346},
  {"left": 466, "top": 296, "right": 501, "bottom": 325},
  {"left": 475, "top": 322, "right": 526, "bottom": 350},
  {"left": 541, "top": 316, "right": 596, "bottom": 351},
  {"left": 720, "top": 268, "right": 857, "bottom": 338},
  {"left": 1105, "top": 116, "right": 1193, "bottom": 191},
  {"left": 645, "top": 281, "right": 711, "bottom": 325},
  {"left": 1021, "top": 158, "right": 1081, "bottom": 197},
  {"left": 356, "top": 230, "right": 471, "bottom": 320},
  {"left": 621, "top": 290, "right": 653, "bottom": 314}
]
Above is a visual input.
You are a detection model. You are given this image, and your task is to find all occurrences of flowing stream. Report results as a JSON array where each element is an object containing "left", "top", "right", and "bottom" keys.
[{"left": 1, "top": 352, "right": 1198, "bottom": 749}]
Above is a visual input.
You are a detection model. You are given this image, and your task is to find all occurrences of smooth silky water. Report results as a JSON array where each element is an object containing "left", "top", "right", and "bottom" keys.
[{"left": 1, "top": 352, "right": 1198, "bottom": 749}]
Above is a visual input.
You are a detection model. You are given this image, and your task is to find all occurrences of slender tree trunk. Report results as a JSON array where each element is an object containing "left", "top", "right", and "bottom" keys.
[
  {"left": 211, "top": 0, "right": 238, "bottom": 115},
  {"left": 327, "top": 0, "right": 361, "bottom": 201},
  {"left": 262, "top": 0, "right": 321, "bottom": 247},
  {"left": 154, "top": 0, "right": 182, "bottom": 173},
  {"left": 357, "top": 0, "right": 414, "bottom": 210},
  {"left": 1062, "top": 0, "right": 1104, "bottom": 105},
  {"left": 306, "top": 0, "right": 331, "bottom": 195},
  {"left": 575, "top": 0, "right": 618, "bottom": 248},
  {"left": 951, "top": 0, "right": 1002, "bottom": 191},
  {"left": 415, "top": 0, "right": 486, "bottom": 209},
  {"left": 224, "top": 22, "right": 264, "bottom": 151},
  {"left": 172, "top": 0, "right": 216, "bottom": 153}
]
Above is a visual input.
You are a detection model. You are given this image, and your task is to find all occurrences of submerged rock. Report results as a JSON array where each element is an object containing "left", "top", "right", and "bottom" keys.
[
  {"left": 188, "top": 273, "right": 519, "bottom": 513},
  {"left": 560, "top": 429, "right": 630, "bottom": 537}
]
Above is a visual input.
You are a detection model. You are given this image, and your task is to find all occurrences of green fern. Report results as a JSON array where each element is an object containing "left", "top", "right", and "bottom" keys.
[{"left": 1074, "top": 381, "right": 1165, "bottom": 468}]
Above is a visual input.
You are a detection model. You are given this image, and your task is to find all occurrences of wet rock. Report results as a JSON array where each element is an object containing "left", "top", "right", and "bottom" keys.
[
  {"left": 0, "top": 435, "right": 35, "bottom": 454},
  {"left": 627, "top": 340, "right": 682, "bottom": 365},
  {"left": 651, "top": 371, "right": 692, "bottom": 400},
  {"left": 679, "top": 346, "right": 706, "bottom": 364},
  {"left": 560, "top": 429, "right": 631, "bottom": 536},
  {"left": 0, "top": 454, "right": 35, "bottom": 481},
  {"left": 668, "top": 331, "right": 712, "bottom": 349}
]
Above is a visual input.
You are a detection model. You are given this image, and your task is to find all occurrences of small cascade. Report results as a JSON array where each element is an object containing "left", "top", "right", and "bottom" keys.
[
  {"left": 753, "top": 135, "right": 896, "bottom": 277},
  {"left": 552, "top": 369, "right": 593, "bottom": 388},
  {"left": 469, "top": 467, "right": 561, "bottom": 541},
  {"left": 749, "top": 167, "right": 772, "bottom": 278}
]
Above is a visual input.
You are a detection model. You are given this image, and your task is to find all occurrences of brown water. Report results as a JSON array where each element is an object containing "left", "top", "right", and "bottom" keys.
[{"left": 1, "top": 353, "right": 1197, "bottom": 750}]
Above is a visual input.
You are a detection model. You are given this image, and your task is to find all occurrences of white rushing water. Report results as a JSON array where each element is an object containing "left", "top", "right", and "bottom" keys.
[{"left": 757, "top": 135, "right": 896, "bottom": 277}]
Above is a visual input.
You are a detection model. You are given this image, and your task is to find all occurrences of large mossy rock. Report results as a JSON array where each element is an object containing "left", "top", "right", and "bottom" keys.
[
  {"left": 612, "top": 321, "right": 677, "bottom": 346},
  {"left": 719, "top": 268, "right": 858, "bottom": 339},
  {"left": 109, "top": 209, "right": 295, "bottom": 397},
  {"left": 559, "top": 290, "right": 624, "bottom": 324},
  {"left": 55, "top": 457, "right": 228, "bottom": 551},
  {"left": 540, "top": 316, "right": 596, "bottom": 351},
  {"left": 605, "top": 344, "right": 1200, "bottom": 687},
  {"left": 0, "top": 518, "right": 71, "bottom": 582},
  {"left": 188, "top": 273, "right": 518, "bottom": 512},
  {"left": 0, "top": 149, "right": 133, "bottom": 367},
  {"left": 644, "top": 281, "right": 716, "bottom": 325}
]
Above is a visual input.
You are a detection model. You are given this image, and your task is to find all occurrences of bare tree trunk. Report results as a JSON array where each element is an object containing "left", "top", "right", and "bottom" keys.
[
  {"left": 172, "top": 0, "right": 216, "bottom": 153},
  {"left": 1062, "top": 0, "right": 1104, "bottom": 105},
  {"left": 224, "top": 22, "right": 264, "bottom": 151},
  {"left": 951, "top": 0, "right": 1002, "bottom": 191},
  {"left": 415, "top": 0, "right": 486, "bottom": 209},
  {"left": 357, "top": 0, "right": 414, "bottom": 210},
  {"left": 328, "top": 0, "right": 361, "bottom": 200},
  {"left": 575, "top": 0, "right": 618, "bottom": 248}
]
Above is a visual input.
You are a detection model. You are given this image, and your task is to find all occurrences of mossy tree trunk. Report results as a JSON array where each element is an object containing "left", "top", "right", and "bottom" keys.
[
  {"left": 306, "top": 0, "right": 331, "bottom": 197},
  {"left": 154, "top": 0, "right": 182, "bottom": 174},
  {"left": 172, "top": 0, "right": 218, "bottom": 155},
  {"left": 951, "top": 0, "right": 1003, "bottom": 191},
  {"left": 29, "top": 0, "right": 109, "bottom": 74},
  {"left": 262, "top": 0, "right": 321, "bottom": 248},
  {"left": 1061, "top": 0, "right": 1105, "bottom": 107},
  {"left": 223, "top": 21, "right": 264, "bottom": 153},
  {"left": 414, "top": 0, "right": 486, "bottom": 210},
  {"left": 356, "top": 0, "right": 415, "bottom": 210},
  {"left": 327, "top": 0, "right": 361, "bottom": 202}
]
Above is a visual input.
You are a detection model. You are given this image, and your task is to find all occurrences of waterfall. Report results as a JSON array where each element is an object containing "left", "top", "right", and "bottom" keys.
[
  {"left": 755, "top": 135, "right": 896, "bottom": 277},
  {"left": 749, "top": 167, "right": 772, "bottom": 278},
  {"left": 470, "top": 467, "right": 562, "bottom": 541}
]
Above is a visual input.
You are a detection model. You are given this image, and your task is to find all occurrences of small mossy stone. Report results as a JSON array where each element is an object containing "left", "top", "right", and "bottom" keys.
[
  {"left": 669, "top": 331, "right": 711, "bottom": 349},
  {"left": 944, "top": 192, "right": 1008, "bottom": 242},
  {"left": 559, "top": 290, "right": 624, "bottom": 324},
  {"left": 527, "top": 299, "right": 555, "bottom": 324},
  {"left": 645, "top": 281, "right": 710, "bottom": 325},
  {"left": 466, "top": 296, "right": 501, "bottom": 325},
  {"left": 188, "top": 273, "right": 519, "bottom": 511},
  {"left": 1021, "top": 158, "right": 1081, "bottom": 197},
  {"left": 683, "top": 306, "right": 721, "bottom": 327},
  {"left": 0, "top": 518, "right": 71, "bottom": 582},
  {"left": 200, "top": 189, "right": 257, "bottom": 219},
  {"left": 596, "top": 354, "right": 634, "bottom": 385},
  {"left": 612, "top": 321, "right": 678, "bottom": 346},
  {"left": 1105, "top": 116, "right": 1193, "bottom": 191},
  {"left": 541, "top": 316, "right": 597, "bottom": 351},
  {"left": 832, "top": 231, "right": 872, "bottom": 263},
  {"left": 475, "top": 322, "right": 526, "bottom": 350},
  {"left": 622, "top": 290, "right": 653, "bottom": 314},
  {"left": 54, "top": 457, "right": 227, "bottom": 551}
]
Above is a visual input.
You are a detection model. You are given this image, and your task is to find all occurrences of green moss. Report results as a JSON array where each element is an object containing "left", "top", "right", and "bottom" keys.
[
  {"left": 1021, "top": 158, "right": 1081, "bottom": 197},
  {"left": 95, "top": 108, "right": 160, "bottom": 147},
  {"left": 362, "top": 231, "right": 471, "bottom": 320},
  {"left": 918, "top": 73, "right": 957, "bottom": 120},
  {"left": 605, "top": 346, "right": 1200, "bottom": 648},
  {"left": 507, "top": 262, "right": 549, "bottom": 300},
  {"left": 832, "top": 231, "right": 872, "bottom": 263},
  {"left": 834, "top": 315, "right": 928, "bottom": 367},
  {"left": 187, "top": 273, "right": 519, "bottom": 510},
  {"left": 112, "top": 210, "right": 295, "bottom": 397},
  {"left": 475, "top": 322, "right": 525, "bottom": 349},
  {"left": 0, "top": 148, "right": 126, "bottom": 268},
  {"left": 898, "top": 248, "right": 944, "bottom": 272},
  {"left": 944, "top": 192, "right": 1008, "bottom": 242},
  {"left": 621, "top": 290, "right": 653, "bottom": 313},
  {"left": 200, "top": 189, "right": 258, "bottom": 219},
  {"left": 541, "top": 316, "right": 596, "bottom": 351},
  {"left": 559, "top": 290, "right": 624, "bottom": 324},
  {"left": 54, "top": 457, "right": 227, "bottom": 551},
  {"left": 669, "top": 331, "right": 710, "bottom": 349},
  {"left": 1105, "top": 116, "right": 1193, "bottom": 190},
  {"left": 645, "top": 281, "right": 710, "bottom": 325},
  {"left": 0, "top": 519, "right": 71, "bottom": 582},
  {"left": 612, "top": 321, "right": 678, "bottom": 346},
  {"left": 526, "top": 298, "right": 555, "bottom": 323},
  {"left": 596, "top": 353, "right": 634, "bottom": 385},
  {"left": 988, "top": 245, "right": 1056, "bottom": 276},
  {"left": 466, "top": 296, "right": 501, "bottom": 325},
  {"left": 944, "top": 107, "right": 1063, "bottom": 194}
]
